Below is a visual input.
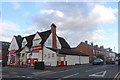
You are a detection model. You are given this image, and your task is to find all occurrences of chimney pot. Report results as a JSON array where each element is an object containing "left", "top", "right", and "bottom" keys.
[
  {"left": 85, "top": 41, "right": 88, "bottom": 44},
  {"left": 96, "top": 45, "right": 98, "bottom": 47},
  {"left": 91, "top": 42, "right": 93, "bottom": 46}
]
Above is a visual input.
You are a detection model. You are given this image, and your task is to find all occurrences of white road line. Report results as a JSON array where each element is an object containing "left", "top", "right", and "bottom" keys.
[
  {"left": 32, "top": 71, "right": 51, "bottom": 75},
  {"left": 40, "top": 65, "right": 94, "bottom": 77},
  {"left": 89, "top": 71, "right": 106, "bottom": 77},
  {"left": 26, "top": 76, "right": 32, "bottom": 78},
  {"left": 17, "top": 76, "right": 32, "bottom": 78},
  {"left": 63, "top": 73, "right": 79, "bottom": 78}
]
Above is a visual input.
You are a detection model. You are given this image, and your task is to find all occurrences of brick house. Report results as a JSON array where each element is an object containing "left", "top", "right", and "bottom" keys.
[
  {"left": 72, "top": 41, "right": 115, "bottom": 62},
  {"left": 0, "top": 41, "right": 10, "bottom": 66},
  {"left": 72, "top": 41, "right": 94, "bottom": 62}
]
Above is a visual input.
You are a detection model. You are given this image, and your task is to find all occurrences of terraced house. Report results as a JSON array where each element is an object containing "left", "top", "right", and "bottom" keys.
[
  {"left": 7, "top": 24, "right": 89, "bottom": 67},
  {"left": 72, "top": 41, "right": 116, "bottom": 62}
]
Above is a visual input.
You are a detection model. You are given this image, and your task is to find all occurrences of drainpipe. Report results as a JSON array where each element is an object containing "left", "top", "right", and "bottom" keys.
[{"left": 42, "top": 44, "right": 44, "bottom": 62}]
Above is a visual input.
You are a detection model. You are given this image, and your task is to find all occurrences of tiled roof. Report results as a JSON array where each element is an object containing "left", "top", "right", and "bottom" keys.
[
  {"left": 14, "top": 35, "right": 23, "bottom": 49},
  {"left": 38, "top": 30, "right": 51, "bottom": 45},
  {"left": 46, "top": 47, "right": 88, "bottom": 56},
  {"left": 57, "top": 36, "right": 71, "bottom": 49},
  {"left": 25, "top": 34, "right": 36, "bottom": 48}
]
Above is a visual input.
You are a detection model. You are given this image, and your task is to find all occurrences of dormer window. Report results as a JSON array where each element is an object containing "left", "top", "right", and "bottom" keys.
[
  {"left": 22, "top": 41, "right": 27, "bottom": 47},
  {"left": 22, "top": 38, "right": 27, "bottom": 48},
  {"left": 33, "top": 38, "right": 41, "bottom": 46},
  {"left": 33, "top": 33, "right": 42, "bottom": 46}
]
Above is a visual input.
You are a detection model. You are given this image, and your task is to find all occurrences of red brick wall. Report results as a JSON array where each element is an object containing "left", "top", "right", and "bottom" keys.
[
  {"left": 72, "top": 42, "right": 93, "bottom": 62},
  {"left": 51, "top": 24, "right": 56, "bottom": 49},
  {"left": 2, "top": 50, "right": 9, "bottom": 65}
]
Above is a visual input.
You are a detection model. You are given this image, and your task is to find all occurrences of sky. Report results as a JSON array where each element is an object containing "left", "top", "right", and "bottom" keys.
[{"left": 0, "top": 1, "right": 119, "bottom": 53}]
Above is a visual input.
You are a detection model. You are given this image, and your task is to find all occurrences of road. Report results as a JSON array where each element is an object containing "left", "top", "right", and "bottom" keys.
[
  {"left": 2, "top": 63, "right": 120, "bottom": 80},
  {"left": 40, "top": 64, "right": 119, "bottom": 79}
]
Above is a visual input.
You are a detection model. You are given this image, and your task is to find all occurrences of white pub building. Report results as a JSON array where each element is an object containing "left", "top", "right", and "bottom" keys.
[{"left": 7, "top": 24, "right": 89, "bottom": 66}]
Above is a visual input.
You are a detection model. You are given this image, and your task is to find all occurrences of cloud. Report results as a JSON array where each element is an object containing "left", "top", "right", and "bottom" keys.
[
  {"left": 40, "top": 9, "right": 64, "bottom": 17},
  {"left": 92, "top": 30, "right": 109, "bottom": 42},
  {"left": 21, "top": 24, "right": 39, "bottom": 36},
  {"left": 0, "top": 20, "right": 21, "bottom": 42},
  {"left": 1, "top": 2, "right": 117, "bottom": 50},
  {"left": 56, "top": 10, "right": 64, "bottom": 17},
  {"left": 40, "top": 9, "right": 55, "bottom": 14},
  {"left": 29, "top": 3, "right": 117, "bottom": 47},
  {"left": 90, "top": 5, "right": 118, "bottom": 24}
]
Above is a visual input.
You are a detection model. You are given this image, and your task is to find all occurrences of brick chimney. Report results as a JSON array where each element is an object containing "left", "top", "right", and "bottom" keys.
[
  {"left": 51, "top": 23, "right": 57, "bottom": 49},
  {"left": 85, "top": 41, "right": 88, "bottom": 44}
]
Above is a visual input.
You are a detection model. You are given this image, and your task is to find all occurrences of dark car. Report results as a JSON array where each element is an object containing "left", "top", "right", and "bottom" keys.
[
  {"left": 105, "top": 58, "right": 115, "bottom": 64},
  {"left": 92, "top": 58, "right": 104, "bottom": 65}
]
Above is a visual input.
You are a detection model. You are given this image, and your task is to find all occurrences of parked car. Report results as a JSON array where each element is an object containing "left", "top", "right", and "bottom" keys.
[
  {"left": 105, "top": 57, "right": 115, "bottom": 64},
  {"left": 118, "top": 58, "right": 120, "bottom": 65},
  {"left": 92, "top": 58, "right": 104, "bottom": 65}
]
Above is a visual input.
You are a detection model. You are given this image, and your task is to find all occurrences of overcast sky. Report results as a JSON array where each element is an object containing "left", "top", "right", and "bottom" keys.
[{"left": 1, "top": 1, "right": 119, "bottom": 52}]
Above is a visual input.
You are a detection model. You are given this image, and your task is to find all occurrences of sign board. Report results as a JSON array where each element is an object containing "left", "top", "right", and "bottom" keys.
[
  {"left": 32, "top": 46, "right": 42, "bottom": 51},
  {"left": 10, "top": 50, "right": 16, "bottom": 54}
]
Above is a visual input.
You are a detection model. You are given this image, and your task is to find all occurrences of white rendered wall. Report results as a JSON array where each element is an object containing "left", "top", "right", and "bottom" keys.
[
  {"left": 66, "top": 55, "right": 79, "bottom": 65},
  {"left": 79, "top": 56, "right": 89, "bottom": 64},
  {"left": 43, "top": 47, "right": 57, "bottom": 66},
  {"left": 9, "top": 37, "right": 19, "bottom": 51}
]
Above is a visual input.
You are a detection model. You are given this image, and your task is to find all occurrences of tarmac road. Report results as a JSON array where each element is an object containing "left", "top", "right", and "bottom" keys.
[{"left": 2, "top": 63, "right": 120, "bottom": 80}]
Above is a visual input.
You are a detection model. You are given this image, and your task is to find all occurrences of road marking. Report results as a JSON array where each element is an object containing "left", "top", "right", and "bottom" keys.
[
  {"left": 39, "top": 65, "right": 94, "bottom": 77},
  {"left": 113, "top": 71, "right": 120, "bottom": 80},
  {"left": 63, "top": 73, "right": 79, "bottom": 78},
  {"left": 16, "top": 76, "right": 32, "bottom": 78},
  {"left": 89, "top": 71, "right": 106, "bottom": 77},
  {"left": 32, "top": 71, "right": 51, "bottom": 75}
]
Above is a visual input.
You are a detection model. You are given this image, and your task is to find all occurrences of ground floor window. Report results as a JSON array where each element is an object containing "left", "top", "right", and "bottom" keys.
[{"left": 10, "top": 55, "right": 15, "bottom": 64}]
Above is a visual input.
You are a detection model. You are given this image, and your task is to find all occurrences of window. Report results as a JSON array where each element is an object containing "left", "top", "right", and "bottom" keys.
[
  {"left": 52, "top": 53, "right": 54, "bottom": 57},
  {"left": 10, "top": 55, "right": 15, "bottom": 63},
  {"left": 22, "top": 41, "right": 27, "bottom": 47},
  {"left": 48, "top": 54, "right": 50, "bottom": 58},
  {"left": 33, "top": 38, "right": 41, "bottom": 46},
  {"left": 47, "top": 39, "right": 51, "bottom": 46},
  {"left": 45, "top": 37, "right": 52, "bottom": 47},
  {"left": 2, "top": 43, "right": 5, "bottom": 45}
]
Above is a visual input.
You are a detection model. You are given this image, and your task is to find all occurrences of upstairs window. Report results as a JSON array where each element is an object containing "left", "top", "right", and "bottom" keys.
[
  {"left": 45, "top": 35, "right": 52, "bottom": 47},
  {"left": 22, "top": 41, "right": 27, "bottom": 47},
  {"left": 47, "top": 38, "right": 51, "bottom": 46},
  {"left": 22, "top": 39, "right": 27, "bottom": 48},
  {"left": 33, "top": 38, "right": 41, "bottom": 46}
]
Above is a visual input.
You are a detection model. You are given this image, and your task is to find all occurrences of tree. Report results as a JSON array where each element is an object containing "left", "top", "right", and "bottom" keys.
[{"left": 96, "top": 54, "right": 104, "bottom": 61}]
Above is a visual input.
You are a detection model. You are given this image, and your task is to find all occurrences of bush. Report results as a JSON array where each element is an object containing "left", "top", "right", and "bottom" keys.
[{"left": 96, "top": 54, "right": 104, "bottom": 61}]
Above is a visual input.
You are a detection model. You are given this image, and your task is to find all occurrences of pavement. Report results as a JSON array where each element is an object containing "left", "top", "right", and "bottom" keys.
[{"left": 1, "top": 63, "right": 120, "bottom": 80}]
